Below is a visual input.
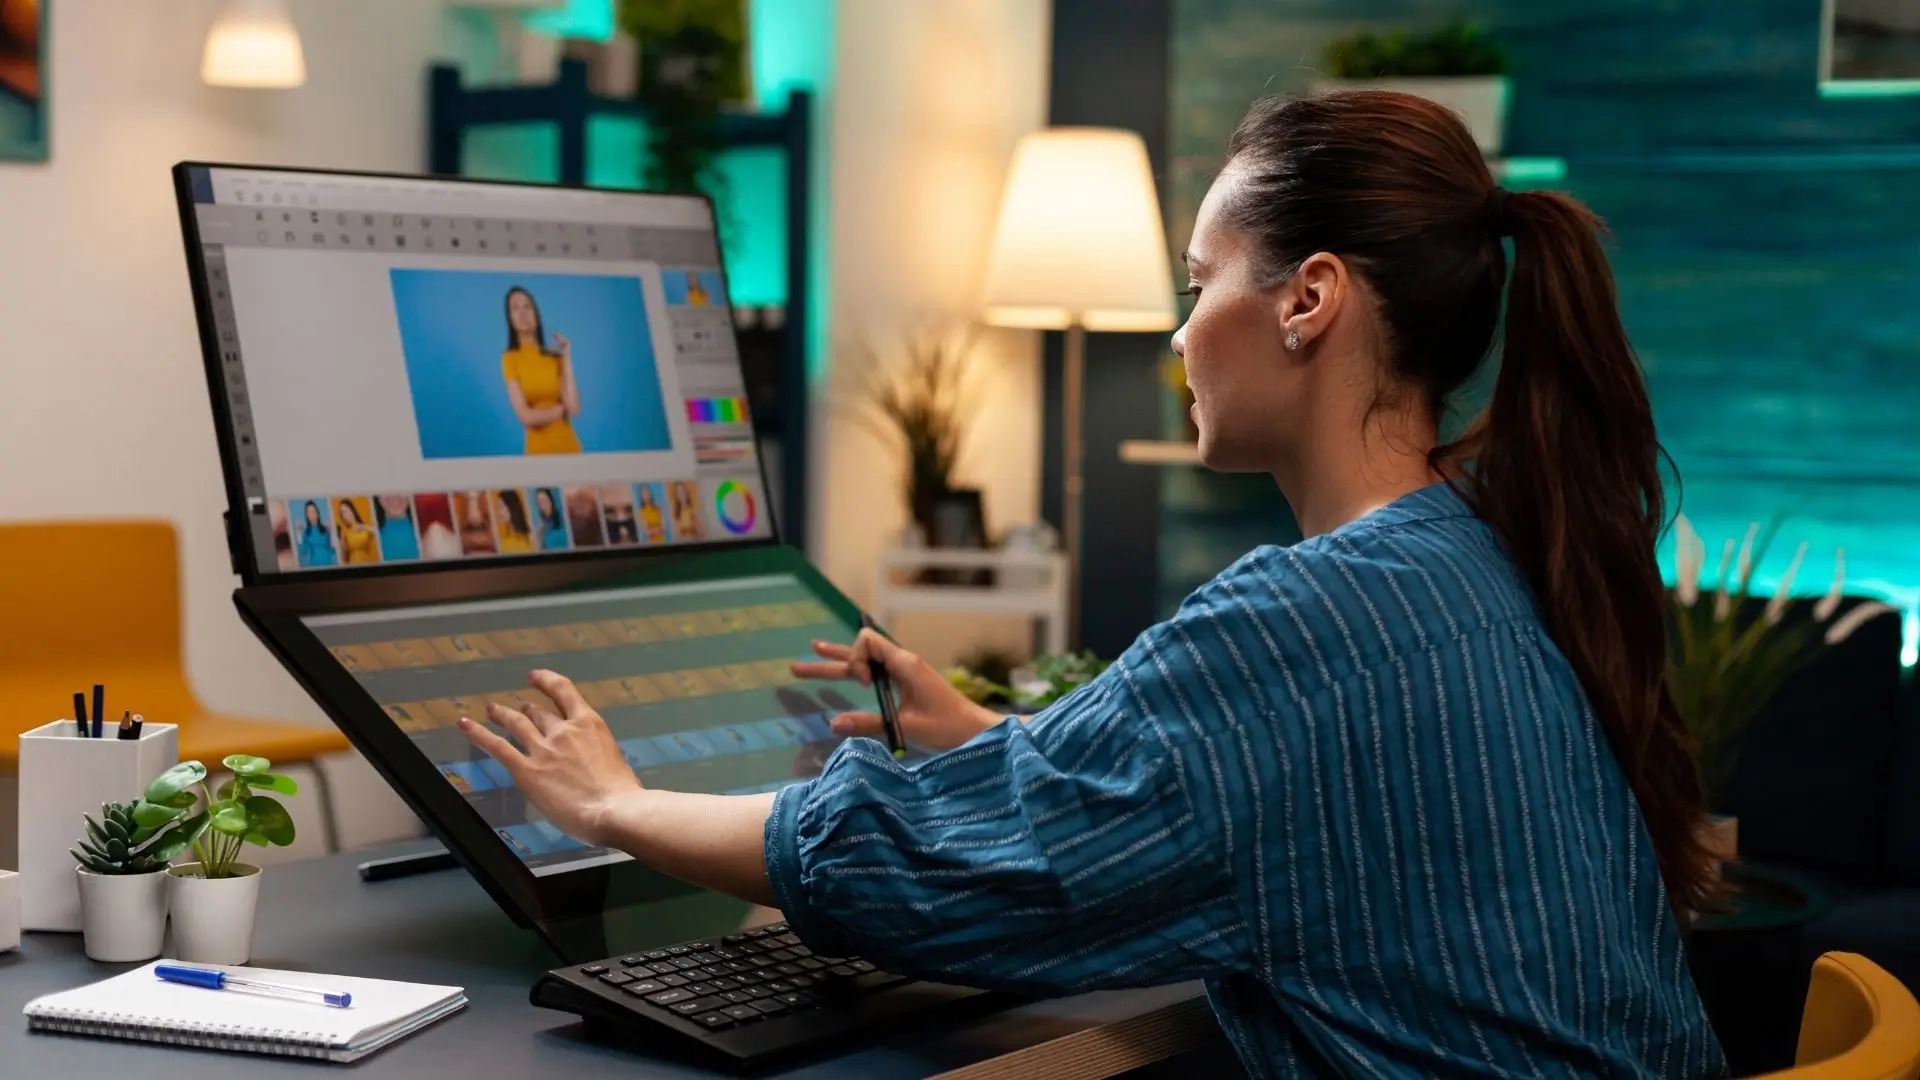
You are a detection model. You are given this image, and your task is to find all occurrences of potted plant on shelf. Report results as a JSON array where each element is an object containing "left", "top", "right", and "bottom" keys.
[
  {"left": 134, "top": 755, "right": 300, "bottom": 964},
  {"left": 70, "top": 800, "right": 198, "bottom": 962},
  {"left": 616, "top": 0, "right": 749, "bottom": 196},
  {"left": 1667, "top": 516, "right": 1898, "bottom": 868},
  {"left": 850, "top": 329, "right": 984, "bottom": 577},
  {"left": 1318, "top": 21, "right": 1513, "bottom": 155}
]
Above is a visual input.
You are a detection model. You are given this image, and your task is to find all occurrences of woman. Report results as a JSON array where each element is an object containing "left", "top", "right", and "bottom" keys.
[
  {"left": 637, "top": 483, "right": 667, "bottom": 543},
  {"left": 457, "top": 92, "right": 1723, "bottom": 1077},
  {"left": 295, "top": 500, "right": 336, "bottom": 567},
  {"left": 502, "top": 287, "right": 582, "bottom": 455},
  {"left": 533, "top": 488, "right": 568, "bottom": 550},
  {"left": 668, "top": 480, "right": 702, "bottom": 540},
  {"left": 494, "top": 489, "right": 535, "bottom": 554},
  {"left": 374, "top": 494, "right": 420, "bottom": 562},
  {"left": 335, "top": 499, "right": 380, "bottom": 564}
]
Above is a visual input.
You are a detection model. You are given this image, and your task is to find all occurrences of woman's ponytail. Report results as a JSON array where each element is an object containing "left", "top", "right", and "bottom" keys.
[{"left": 1459, "top": 190, "right": 1715, "bottom": 917}]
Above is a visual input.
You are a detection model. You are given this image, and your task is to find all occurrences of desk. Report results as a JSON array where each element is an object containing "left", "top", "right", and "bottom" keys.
[{"left": 2, "top": 842, "right": 1217, "bottom": 1078}]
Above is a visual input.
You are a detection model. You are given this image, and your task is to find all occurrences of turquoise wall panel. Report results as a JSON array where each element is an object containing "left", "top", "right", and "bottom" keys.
[{"left": 1169, "top": 0, "right": 1920, "bottom": 660}]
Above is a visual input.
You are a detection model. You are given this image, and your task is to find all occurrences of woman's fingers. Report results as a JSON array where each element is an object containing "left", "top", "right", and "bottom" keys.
[
  {"left": 791, "top": 659, "right": 853, "bottom": 681},
  {"left": 828, "top": 711, "right": 883, "bottom": 738},
  {"left": 530, "top": 669, "right": 589, "bottom": 718},
  {"left": 487, "top": 701, "right": 543, "bottom": 748},
  {"left": 457, "top": 716, "right": 527, "bottom": 771},
  {"left": 811, "top": 640, "right": 853, "bottom": 661},
  {"left": 524, "top": 699, "right": 566, "bottom": 735}
]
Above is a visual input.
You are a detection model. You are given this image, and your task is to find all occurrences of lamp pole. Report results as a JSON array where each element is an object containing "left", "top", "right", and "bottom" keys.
[{"left": 1062, "top": 318, "right": 1086, "bottom": 650}]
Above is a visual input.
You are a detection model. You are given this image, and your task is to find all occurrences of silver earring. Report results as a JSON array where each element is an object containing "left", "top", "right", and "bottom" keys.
[{"left": 1285, "top": 329, "right": 1301, "bottom": 351}]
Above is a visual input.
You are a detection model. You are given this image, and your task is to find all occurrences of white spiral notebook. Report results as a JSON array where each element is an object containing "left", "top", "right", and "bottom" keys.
[{"left": 23, "top": 961, "right": 466, "bottom": 1063}]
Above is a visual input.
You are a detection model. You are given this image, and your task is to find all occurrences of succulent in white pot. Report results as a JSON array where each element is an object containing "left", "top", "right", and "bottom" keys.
[
  {"left": 70, "top": 799, "right": 199, "bottom": 962},
  {"left": 1668, "top": 516, "right": 1899, "bottom": 863},
  {"left": 1316, "top": 21, "right": 1513, "bottom": 155}
]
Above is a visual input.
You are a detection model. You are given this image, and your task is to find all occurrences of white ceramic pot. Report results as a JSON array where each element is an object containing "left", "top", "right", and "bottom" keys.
[
  {"left": 166, "top": 863, "right": 262, "bottom": 965},
  {"left": 77, "top": 867, "right": 169, "bottom": 962},
  {"left": 1315, "top": 75, "right": 1512, "bottom": 155}
]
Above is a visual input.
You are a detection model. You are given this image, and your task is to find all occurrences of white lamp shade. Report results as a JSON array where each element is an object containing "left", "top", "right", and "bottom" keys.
[
  {"left": 202, "top": 0, "right": 307, "bottom": 88},
  {"left": 980, "top": 128, "right": 1177, "bottom": 333}
]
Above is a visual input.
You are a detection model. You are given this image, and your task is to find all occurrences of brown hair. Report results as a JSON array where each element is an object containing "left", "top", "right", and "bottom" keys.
[{"left": 1222, "top": 91, "right": 1712, "bottom": 917}]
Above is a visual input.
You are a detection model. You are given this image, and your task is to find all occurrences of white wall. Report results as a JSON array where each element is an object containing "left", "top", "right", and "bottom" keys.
[
  {"left": 816, "top": 0, "right": 1051, "bottom": 667},
  {"left": 0, "top": 0, "right": 454, "bottom": 723}
]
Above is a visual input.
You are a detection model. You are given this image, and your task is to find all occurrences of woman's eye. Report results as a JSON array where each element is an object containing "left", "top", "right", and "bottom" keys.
[{"left": 1179, "top": 285, "right": 1200, "bottom": 298}]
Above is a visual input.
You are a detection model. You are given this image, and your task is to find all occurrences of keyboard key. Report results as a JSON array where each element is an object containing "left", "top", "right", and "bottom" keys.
[
  {"left": 707, "top": 976, "right": 742, "bottom": 991},
  {"left": 645, "top": 950, "right": 671, "bottom": 961},
  {"left": 622, "top": 981, "right": 667, "bottom": 996},
  {"left": 672, "top": 996, "right": 727, "bottom": 1016},
  {"left": 789, "top": 944, "right": 814, "bottom": 958},
  {"left": 688, "top": 951, "right": 723, "bottom": 966},
  {"left": 723, "top": 960, "right": 755, "bottom": 973},
  {"left": 741, "top": 984, "right": 775, "bottom": 1000},
  {"left": 598, "top": 971, "right": 635, "bottom": 987},
  {"left": 774, "top": 933, "right": 801, "bottom": 947},
  {"left": 640, "top": 962, "right": 680, "bottom": 977},
  {"left": 581, "top": 964, "right": 609, "bottom": 975},
  {"left": 666, "top": 945, "right": 692, "bottom": 955},
  {"left": 851, "top": 961, "right": 878, "bottom": 973},
  {"left": 645, "top": 989, "right": 693, "bottom": 1006},
  {"left": 693, "top": 1012, "right": 733, "bottom": 1030},
  {"left": 766, "top": 980, "right": 797, "bottom": 994},
  {"left": 776, "top": 991, "right": 814, "bottom": 1008},
  {"left": 723, "top": 1004, "right": 764, "bottom": 1023},
  {"left": 797, "top": 958, "right": 826, "bottom": 971},
  {"left": 766, "top": 948, "right": 797, "bottom": 962},
  {"left": 739, "top": 968, "right": 772, "bottom": 985},
  {"left": 768, "top": 923, "right": 790, "bottom": 933},
  {"left": 671, "top": 957, "right": 703, "bottom": 971},
  {"left": 657, "top": 973, "right": 689, "bottom": 988},
  {"left": 719, "top": 990, "right": 753, "bottom": 1004},
  {"left": 790, "top": 974, "right": 820, "bottom": 989},
  {"left": 618, "top": 955, "right": 644, "bottom": 966},
  {"left": 827, "top": 965, "right": 858, "bottom": 978},
  {"left": 738, "top": 940, "right": 768, "bottom": 954},
  {"left": 744, "top": 927, "right": 772, "bottom": 939},
  {"left": 750, "top": 956, "right": 779, "bottom": 969},
  {"left": 751, "top": 998, "right": 792, "bottom": 1016},
  {"left": 712, "top": 944, "right": 748, "bottom": 959},
  {"left": 684, "top": 982, "right": 718, "bottom": 996},
  {"left": 774, "top": 963, "right": 805, "bottom": 976},
  {"left": 721, "top": 933, "right": 749, "bottom": 945}
]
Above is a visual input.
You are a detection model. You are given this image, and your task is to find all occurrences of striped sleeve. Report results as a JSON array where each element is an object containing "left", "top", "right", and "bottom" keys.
[{"left": 763, "top": 614, "right": 1268, "bottom": 994}]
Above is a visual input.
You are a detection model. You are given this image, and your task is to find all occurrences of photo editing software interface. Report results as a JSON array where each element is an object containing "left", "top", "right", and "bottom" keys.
[
  {"left": 182, "top": 166, "right": 773, "bottom": 576},
  {"left": 306, "top": 574, "right": 876, "bottom": 876}
]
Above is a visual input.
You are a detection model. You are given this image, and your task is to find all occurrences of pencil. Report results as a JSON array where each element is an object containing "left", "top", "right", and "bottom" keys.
[{"left": 73, "top": 691, "right": 87, "bottom": 738}]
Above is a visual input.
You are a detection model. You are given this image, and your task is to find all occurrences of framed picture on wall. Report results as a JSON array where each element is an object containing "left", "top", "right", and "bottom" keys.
[
  {"left": 1821, "top": 0, "right": 1920, "bottom": 95},
  {"left": 0, "top": 0, "right": 45, "bottom": 161}
]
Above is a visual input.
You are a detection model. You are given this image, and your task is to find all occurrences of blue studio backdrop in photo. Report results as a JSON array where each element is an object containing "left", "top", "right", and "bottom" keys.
[{"left": 391, "top": 268, "right": 671, "bottom": 458}]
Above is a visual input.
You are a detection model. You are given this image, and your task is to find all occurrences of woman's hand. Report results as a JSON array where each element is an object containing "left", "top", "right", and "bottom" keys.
[
  {"left": 553, "top": 332, "right": 571, "bottom": 361},
  {"left": 456, "top": 669, "right": 640, "bottom": 847},
  {"left": 792, "top": 629, "right": 1003, "bottom": 753}
]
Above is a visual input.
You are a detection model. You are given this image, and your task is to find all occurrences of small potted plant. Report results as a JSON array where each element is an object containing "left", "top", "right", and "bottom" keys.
[
  {"left": 70, "top": 799, "right": 198, "bottom": 962},
  {"left": 134, "top": 755, "right": 299, "bottom": 964},
  {"left": 1318, "top": 21, "right": 1513, "bottom": 155},
  {"left": 1667, "top": 516, "right": 1898, "bottom": 868}
]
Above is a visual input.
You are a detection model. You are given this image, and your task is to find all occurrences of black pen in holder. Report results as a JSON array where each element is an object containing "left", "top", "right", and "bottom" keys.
[{"left": 858, "top": 614, "right": 906, "bottom": 759}]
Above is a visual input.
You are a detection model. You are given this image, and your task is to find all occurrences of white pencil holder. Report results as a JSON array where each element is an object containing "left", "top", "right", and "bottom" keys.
[
  {"left": 0, "top": 869, "right": 19, "bottom": 952},
  {"left": 17, "top": 720, "right": 178, "bottom": 932}
]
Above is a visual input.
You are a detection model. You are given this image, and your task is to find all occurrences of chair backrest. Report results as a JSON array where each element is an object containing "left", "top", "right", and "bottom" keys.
[
  {"left": 1754, "top": 952, "right": 1920, "bottom": 1079},
  {"left": 0, "top": 521, "right": 196, "bottom": 735}
]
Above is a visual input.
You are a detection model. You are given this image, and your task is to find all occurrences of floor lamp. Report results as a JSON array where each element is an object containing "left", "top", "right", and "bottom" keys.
[{"left": 980, "top": 128, "right": 1176, "bottom": 648}]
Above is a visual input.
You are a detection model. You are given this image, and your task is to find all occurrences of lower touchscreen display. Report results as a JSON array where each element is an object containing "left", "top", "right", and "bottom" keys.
[{"left": 303, "top": 573, "right": 872, "bottom": 876}]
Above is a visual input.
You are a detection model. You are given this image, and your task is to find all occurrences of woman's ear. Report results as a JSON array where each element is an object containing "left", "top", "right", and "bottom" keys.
[{"left": 1276, "top": 252, "right": 1348, "bottom": 349}]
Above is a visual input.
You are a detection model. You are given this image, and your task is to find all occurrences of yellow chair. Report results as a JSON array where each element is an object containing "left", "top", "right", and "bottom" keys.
[
  {"left": 0, "top": 521, "right": 350, "bottom": 846},
  {"left": 1752, "top": 952, "right": 1920, "bottom": 1079}
]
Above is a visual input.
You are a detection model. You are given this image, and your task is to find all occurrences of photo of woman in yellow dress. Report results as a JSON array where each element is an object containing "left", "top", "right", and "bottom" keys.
[
  {"left": 637, "top": 482, "right": 668, "bottom": 543},
  {"left": 669, "top": 480, "right": 704, "bottom": 540},
  {"left": 335, "top": 497, "right": 381, "bottom": 564},
  {"left": 492, "top": 489, "right": 535, "bottom": 554},
  {"left": 501, "top": 286, "right": 582, "bottom": 455}
]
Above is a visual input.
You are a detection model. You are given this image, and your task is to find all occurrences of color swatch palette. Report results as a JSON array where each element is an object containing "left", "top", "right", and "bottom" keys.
[{"left": 686, "top": 397, "right": 748, "bottom": 425}]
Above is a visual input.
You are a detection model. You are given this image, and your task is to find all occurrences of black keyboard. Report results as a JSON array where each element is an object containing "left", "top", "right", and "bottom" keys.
[{"left": 529, "top": 921, "right": 1008, "bottom": 1070}]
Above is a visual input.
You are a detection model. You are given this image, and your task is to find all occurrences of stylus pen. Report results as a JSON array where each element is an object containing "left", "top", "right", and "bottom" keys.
[
  {"left": 92, "top": 683, "right": 104, "bottom": 740},
  {"left": 859, "top": 614, "right": 906, "bottom": 759},
  {"left": 73, "top": 691, "right": 88, "bottom": 738}
]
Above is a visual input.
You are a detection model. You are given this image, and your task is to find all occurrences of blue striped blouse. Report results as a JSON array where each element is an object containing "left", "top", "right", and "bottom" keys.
[{"left": 765, "top": 482, "right": 1724, "bottom": 1078}]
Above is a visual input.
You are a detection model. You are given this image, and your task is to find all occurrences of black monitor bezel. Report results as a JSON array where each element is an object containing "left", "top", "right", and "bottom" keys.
[
  {"left": 234, "top": 543, "right": 858, "bottom": 946},
  {"left": 172, "top": 160, "right": 781, "bottom": 587}
]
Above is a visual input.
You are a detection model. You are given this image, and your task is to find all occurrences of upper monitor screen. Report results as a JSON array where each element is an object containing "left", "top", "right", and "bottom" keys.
[{"left": 178, "top": 165, "right": 774, "bottom": 579}]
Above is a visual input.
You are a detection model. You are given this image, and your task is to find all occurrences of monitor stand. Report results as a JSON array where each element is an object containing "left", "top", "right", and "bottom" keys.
[{"left": 356, "top": 847, "right": 459, "bottom": 881}]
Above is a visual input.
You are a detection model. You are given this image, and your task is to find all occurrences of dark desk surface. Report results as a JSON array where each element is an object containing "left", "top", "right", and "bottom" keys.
[{"left": 2, "top": 842, "right": 1201, "bottom": 1078}]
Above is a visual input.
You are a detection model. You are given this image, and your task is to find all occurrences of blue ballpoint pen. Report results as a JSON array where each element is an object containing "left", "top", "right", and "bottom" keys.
[{"left": 154, "top": 964, "right": 353, "bottom": 1008}]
